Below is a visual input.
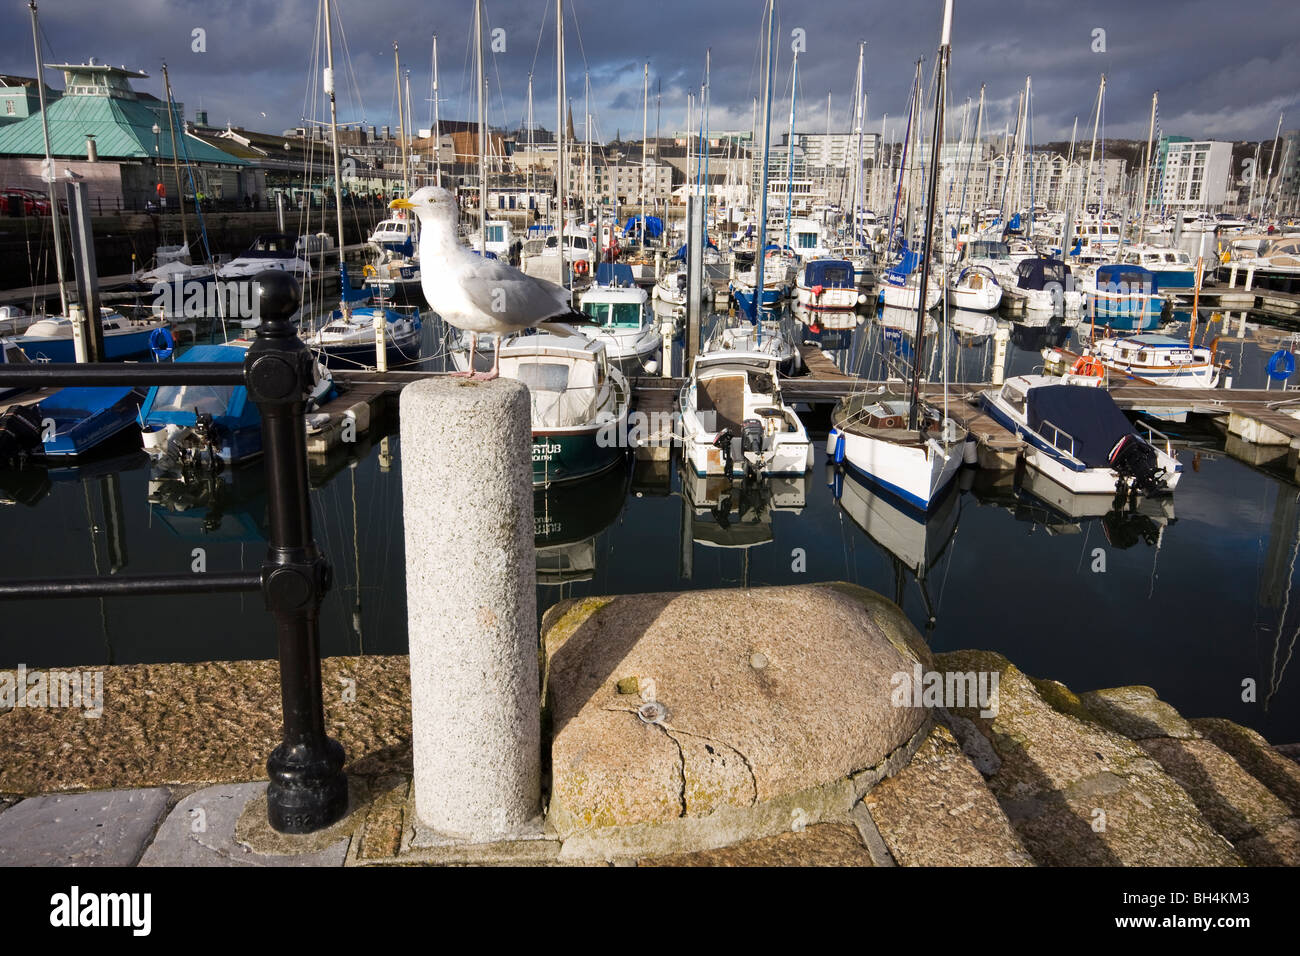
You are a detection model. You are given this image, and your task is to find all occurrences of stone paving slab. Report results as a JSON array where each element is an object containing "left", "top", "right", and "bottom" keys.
[
  {"left": 638, "top": 823, "right": 874, "bottom": 866},
  {"left": 0, "top": 788, "right": 170, "bottom": 866},
  {"left": 140, "top": 783, "right": 350, "bottom": 867}
]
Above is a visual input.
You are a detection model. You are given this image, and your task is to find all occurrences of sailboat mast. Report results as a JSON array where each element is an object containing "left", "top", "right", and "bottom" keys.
[
  {"left": 323, "top": 2, "right": 347, "bottom": 265},
  {"left": 783, "top": 52, "right": 798, "bottom": 247},
  {"left": 394, "top": 43, "right": 410, "bottom": 200},
  {"left": 908, "top": 0, "right": 951, "bottom": 431},
  {"left": 753, "top": 0, "right": 776, "bottom": 318},
  {"left": 432, "top": 34, "right": 442, "bottom": 187},
  {"left": 1081, "top": 74, "right": 1103, "bottom": 242},
  {"left": 702, "top": 49, "right": 711, "bottom": 232},
  {"left": 405, "top": 71, "right": 415, "bottom": 188},
  {"left": 555, "top": 0, "right": 567, "bottom": 290},
  {"left": 851, "top": 42, "right": 864, "bottom": 257},
  {"left": 475, "top": 0, "right": 487, "bottom": 255},
  {"left": 640, "top": 62, "right": 648, "bottom": 248},
  {"left": 1136, "top": 91, "right": 1157, "bottom": 248},
  {"left": 160, "top": 63, "right": 190, "bottom": 255},
  {"left": 28, "top": 1, "right": 67, "bottom": 315}
]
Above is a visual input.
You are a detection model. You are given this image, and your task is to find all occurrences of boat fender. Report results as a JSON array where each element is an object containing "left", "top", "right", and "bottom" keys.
[
  {"left": 833, "top": 429, "right": 846, "bottom": 465},
  {"left": 149, "top": 325, "right": 175, "bottom": 361},
  {"left": 812, "top": 284, "right": 824, "bottom": 297}
]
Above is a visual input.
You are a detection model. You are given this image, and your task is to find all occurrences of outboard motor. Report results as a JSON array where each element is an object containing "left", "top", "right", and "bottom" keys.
[
  {"left": 742, "top": 419, "right": 764, "bottom": 456},
  {"left": 0, "top": 404, "right": 44, "bottom": 466},
  {"left": 1108, "top": 433, "right": 1165, "bottom": 496}
]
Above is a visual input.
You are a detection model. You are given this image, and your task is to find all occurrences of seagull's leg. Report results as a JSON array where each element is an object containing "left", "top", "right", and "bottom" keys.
[
  {"left": 451, "top": 330, "right": 475, "bottom": 377},
  {"left": 472, "top": 335, "right": 502, "bottom": 382}
]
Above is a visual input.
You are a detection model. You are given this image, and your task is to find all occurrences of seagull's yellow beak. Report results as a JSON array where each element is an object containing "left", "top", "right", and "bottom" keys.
[{"left": 389, "top": 197, "right": 416, "bottom": 210}]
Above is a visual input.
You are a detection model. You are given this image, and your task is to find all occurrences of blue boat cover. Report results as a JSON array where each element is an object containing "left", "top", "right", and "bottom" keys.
[
  {"left": 804, "top": 259, "right": 855, "bottom": 287},
  {"left": 1094, "top": 264, "right": 1158, "bottom": 294},
  {"left": 670, "top": 237, "right": 720, "bottom": 261},
  {"left": 1025, "top": 384, "right": 1135, "bottom": 468},
  {"left": 595, "top": 263, "right": 636, "bottom": 286},
  {"left": 622, "top": 215, "right": 664, "bottom": 238},
  {"left": 39, "top": 386, "right": 137, "bottom": 418},
  {"left": 1015, "top": 257, "right": 1071, "bottom": 291},
  {"left": 885, "top": 246, "right": 922, "bottom": 283}
]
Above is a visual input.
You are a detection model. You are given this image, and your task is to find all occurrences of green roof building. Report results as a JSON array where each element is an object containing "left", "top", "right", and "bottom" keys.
[{"left": 0, "top": 59, "right": 260, "bottom": 211}]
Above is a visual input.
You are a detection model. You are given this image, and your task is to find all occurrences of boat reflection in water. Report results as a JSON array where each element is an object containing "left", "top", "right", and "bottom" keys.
[
  {"left": 148, "top": 464, "right": 269, "bottom": 542},
  {"left": 830, "top": 459, "right": 962, "bottom": 630},
  {"left": 534, "top": 456, "right": 631, "bottom": 586},
  {"left": 679, "top": 470, "right": 809, "bottom": 583},
  {"left": 973, "top": 467, "right": 1176, "bottom": 551}
]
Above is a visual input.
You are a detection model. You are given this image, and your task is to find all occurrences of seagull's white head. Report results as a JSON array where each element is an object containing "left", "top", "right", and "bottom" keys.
[{"left": 390, "top": 186, "right": 456, "bottom": 235}]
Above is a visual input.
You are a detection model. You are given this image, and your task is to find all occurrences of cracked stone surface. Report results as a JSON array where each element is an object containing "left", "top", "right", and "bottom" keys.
[
  {"left": 139, "top": 783, "right": 351, "bottom": 867},
  {"left": 0, "top": 656, "right": 412, "bottom": 795},
  {"left": 0, "top": 788, "right": 170, "bottom": 866},
  {"left": 543, "top": 585, "right": 929, "bottom": 839},
  {"left": 638, "top": 823, "right": 874, "bottom": 866},
  {"left": 862, "top": 724, "right": 1033, "bottom": 866},
  {"left": 937, "top": 650, "right": 1241, "bottom": 866}
]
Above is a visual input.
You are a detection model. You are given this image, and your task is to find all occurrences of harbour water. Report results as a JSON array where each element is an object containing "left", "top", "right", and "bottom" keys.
[{"left": 3, "top": 304, "right": 1300, "bottom": 747}]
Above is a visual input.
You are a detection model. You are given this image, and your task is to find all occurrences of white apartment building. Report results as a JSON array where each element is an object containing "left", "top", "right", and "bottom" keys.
[{"left": 1157, "top": 139, "right": 1232, "bottom": 208}]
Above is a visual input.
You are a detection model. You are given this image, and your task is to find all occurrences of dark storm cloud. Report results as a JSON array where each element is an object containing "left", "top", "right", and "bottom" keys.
[{"left": 4, "top": 0, "right": 1298, "bottom": 145}]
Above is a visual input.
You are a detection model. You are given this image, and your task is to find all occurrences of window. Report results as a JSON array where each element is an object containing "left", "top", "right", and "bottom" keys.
[
  {"left": 151, "top": 384, "right": 235, "bottom": 416},
  {"left": 514, "top": 362, "right": 569, "bottom": 393},
  {"left": 4, "top": 101, "right": 14, "bottom": 116}
]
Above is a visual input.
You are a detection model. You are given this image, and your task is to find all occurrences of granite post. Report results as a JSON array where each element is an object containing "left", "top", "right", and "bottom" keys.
[{"left": 400, "top": 376, "right": 540, "bottom": 840}]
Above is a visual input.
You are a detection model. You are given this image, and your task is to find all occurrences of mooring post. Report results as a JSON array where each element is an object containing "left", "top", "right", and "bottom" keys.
[
  {"left": 991, "top": 326, "right": 1010, "bottom": 386},
  {"left": 244, "top": 270, "right": 348, "bottom": 834},
  {"left": 400, "top": 376, "right": 540, "bottom": 840}
]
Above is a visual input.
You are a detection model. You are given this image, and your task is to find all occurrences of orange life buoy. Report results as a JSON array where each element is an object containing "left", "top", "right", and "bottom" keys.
[{"left": 574, "top": 259, "right": 589, "bottom": 276}]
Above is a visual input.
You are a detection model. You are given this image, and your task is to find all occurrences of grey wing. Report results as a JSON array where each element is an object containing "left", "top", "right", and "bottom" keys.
[{"left": 459, "top": 257, "right": 572, "bottom": 329}]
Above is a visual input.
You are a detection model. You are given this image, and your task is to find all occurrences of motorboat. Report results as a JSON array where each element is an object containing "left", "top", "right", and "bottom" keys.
[
  {"left": 1081, "top": 263, "right": 1167, "bottom": 329},
  {"left": 496, "top": 332, "right": 630, "bottom": 487},
  {"left": 139, "top": 341, "right": 333, "bottom": 469},
  {"left": 979, "top": 374, "right": 1181, "bottom": 497},
  {"left": 1003, "top": 256, "right": 1084, "bottom": 315},
  {"left": 12, "top": 307, "right": 172, "bottom": 364},
  {"left": 1118, "top": 244, "right": 1197, "bottom": 290},
  {"left": 946, "top": 264, "right": 1003, "bottom": 312},
  {"left": 216, "top": 233, "right": 312, "bottom": 281},
  {"left": 678, "top": 350, "right": 813, "bottom": 478},
  {"left": 705, "top": 314, "right": 801, "bottom": 376},
  {"left": 579, "top": 263, "right": 662, "bottom": 375},
  {"left": 0, "top": 385, "right": 143, "bottom": 466},
  {"left": 795, "top": 258, "right": 866, "bottom": 311},
  {"left": 1085, "top": 332, "right": 1221, "bottom": 388}
]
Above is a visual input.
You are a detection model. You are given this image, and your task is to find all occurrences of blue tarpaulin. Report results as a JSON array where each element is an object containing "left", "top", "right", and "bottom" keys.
[
  {"left": 595, "top": 262, "right": 636, "bottom": 286},
  {"left": 622, "top": 215, "right": 664, "bottom": 238}
]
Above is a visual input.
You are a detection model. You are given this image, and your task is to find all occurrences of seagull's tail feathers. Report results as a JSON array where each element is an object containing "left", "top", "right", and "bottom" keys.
[{"left": 539, "top": 309, "right": 600, "bottom": 336}]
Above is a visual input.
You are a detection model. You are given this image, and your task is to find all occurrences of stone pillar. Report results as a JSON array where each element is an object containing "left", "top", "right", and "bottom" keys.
[{"left": 400, "top": 377, "right": 540, "bottom": 840}]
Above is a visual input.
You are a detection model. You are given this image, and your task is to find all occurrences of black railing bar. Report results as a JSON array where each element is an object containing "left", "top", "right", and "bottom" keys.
[
  {"left": 0, "top": 571, "right": 262, "bottom": 601},
  {"left": 0, "top": 363, "right": 245, "bottom": 387}
]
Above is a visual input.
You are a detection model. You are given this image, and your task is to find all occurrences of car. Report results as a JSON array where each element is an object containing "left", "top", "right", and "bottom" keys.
[{"left": 2, "top": 186, "right": 60, "bottom": 216}]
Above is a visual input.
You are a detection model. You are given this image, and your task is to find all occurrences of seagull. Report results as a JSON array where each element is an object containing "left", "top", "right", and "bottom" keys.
[{"left": 390, "top": 186, "right": 594, "bottom": 380}]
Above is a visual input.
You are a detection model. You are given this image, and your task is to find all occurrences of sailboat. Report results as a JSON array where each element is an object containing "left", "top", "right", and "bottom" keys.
[
  {"left": 827, "top": 0, "right": 967, "bottom": 514},
  {"left": 304, "top": 3, "right": 423, "bottom": 370}
]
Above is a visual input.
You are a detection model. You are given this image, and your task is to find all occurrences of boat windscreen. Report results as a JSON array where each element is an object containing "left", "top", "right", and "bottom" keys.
[
  {"left": 151, "top": 384, "right": 236, "bottom": 417},
  {"left": 1025, "top": 384, "right": 1135, "bottom": 468}
]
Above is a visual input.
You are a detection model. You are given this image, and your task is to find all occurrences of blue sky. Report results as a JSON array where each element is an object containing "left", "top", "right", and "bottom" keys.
[{"left": 5, "top": 0, "right": 1298, "bottom": 146}]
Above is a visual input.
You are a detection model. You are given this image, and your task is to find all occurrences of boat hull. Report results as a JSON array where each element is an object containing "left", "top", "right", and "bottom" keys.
[{"left": 532, "top": 427, "right": 628, "bottom": 487}]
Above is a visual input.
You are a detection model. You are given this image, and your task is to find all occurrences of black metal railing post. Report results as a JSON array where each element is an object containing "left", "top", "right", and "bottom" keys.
[{"left": 244, "top": 269, "right": 348, "bottom": 834}]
